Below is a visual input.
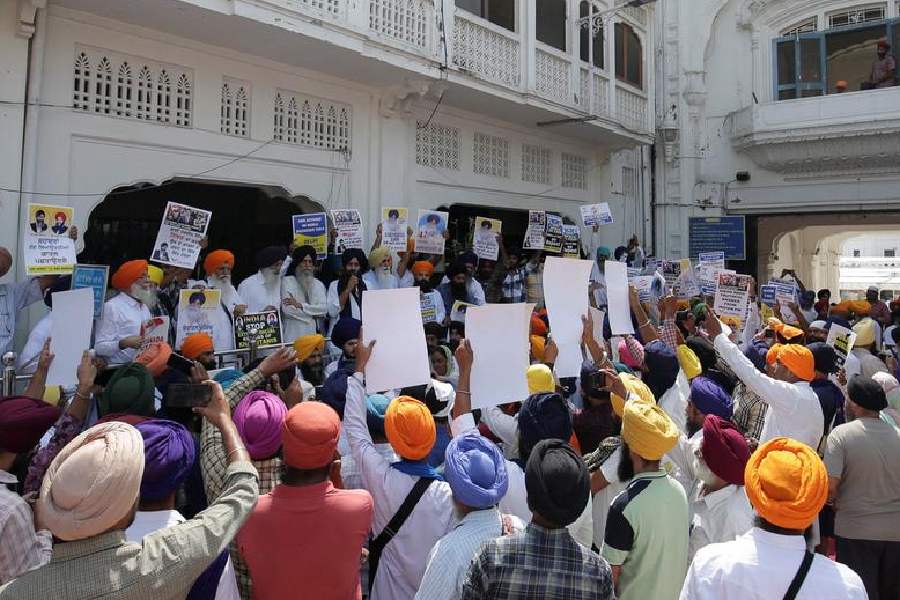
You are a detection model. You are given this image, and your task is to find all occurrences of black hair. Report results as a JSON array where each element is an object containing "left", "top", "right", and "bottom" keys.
[
  {"left": 188, "top": 292, "right": 206, "bottom": 305},
  {"left": 388, "top": 209, "right": 400, "bottom": 219}
]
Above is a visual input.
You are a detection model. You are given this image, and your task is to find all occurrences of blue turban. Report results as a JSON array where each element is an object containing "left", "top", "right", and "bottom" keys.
[
  {"left": 320, "top": 370, "right": 350, "bottom": 419},
  {"left": 689, "top": 376, "right": 733, "bottom": 420},
  {"left": 596, "top": 246, "right": 612, "bottom": 262},
  {"left": 444, "top": 431, "right": 508, "bottom": 509},
  {"left": 517, "top": 392, "right": 573, "bottom": 462},
  {"left": 135, "top": 419, "right": 197, "bottom": 501},
  {"left": 213, "top": 368, "right": 244, "bottom": 390},
  {"left": 366, "top": 394, "right": 391, "bottom": 438},
  {"left": 743, "top": 341, "right": 768, "bottom": 373},
  {"left": 331, "top": 317, "right": 361, "bottom": 350},
  {"left": 643, "top": 340, "right": 679, "bottom": 401}
]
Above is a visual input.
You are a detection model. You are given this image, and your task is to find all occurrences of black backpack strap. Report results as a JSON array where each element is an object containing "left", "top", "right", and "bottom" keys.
[
  {"left": 368, "top": 477, "right": 434, "bottom": 588},
  {"left": 783, "top": 551, "right": 815, "bottom": 600}
]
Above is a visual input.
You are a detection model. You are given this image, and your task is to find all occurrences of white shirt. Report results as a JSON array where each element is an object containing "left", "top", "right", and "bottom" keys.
[
  {"left": 680, "top": 527, "right": 867, "bottom": 600},
  {"left": 0, "top": 279, "right": 43, "bottom": 355},
  {"left": 714, "top": 333, "right": 824, "bottom": 449},
  {"left": 16, "top": 312, "right": 51, "bottom": 373},
  {"left": 667, "top": 430, "right": 702, "bottom": 498},
  {"left": 659, "top": 372, "right": 690, "bottom": 434},
  {"left": 344, "top": 374, "right": 455, "bottom": 600},
  {"left": 592, "top": 447, "right": 627, "bottom": 546},
  {"left": 280, "top": 274, "right": 327, "bottom": 340},
  {"left": 326, "top": 280, "right": 361, "bottom": 330},
  {"left": 362, "top": 269, "right": 400, "bottom": 291},
  {"left": 126, "top": 510, "right": 240, "bottom": 600},
  {"left": 688, "top": 485, "right": 754, "bottom": 562},
  {"left": 236, "top": 272, "right": 281, "bottom": 313},
  {"left": 205, "top": 277, "right": 245, "bottom": 352},
  {"left": 95, "top": 292, "right": 152, "bottom": 364},
  {"left": 439, "top": 276, "right": 486, "bottom": 306}
]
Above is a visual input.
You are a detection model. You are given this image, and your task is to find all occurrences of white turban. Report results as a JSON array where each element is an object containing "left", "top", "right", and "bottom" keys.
[{"left": 36, "top": 422, "right": 145, "bottom": 541}]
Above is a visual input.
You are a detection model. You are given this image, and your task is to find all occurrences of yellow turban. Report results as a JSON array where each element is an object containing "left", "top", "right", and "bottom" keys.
[
  {"left": 527, "top": 364, "right": 555, "bottom": 394},
  {"left": 293, "top": 334, "right": 326, "bottom": 363},
  {"left": 677, "top": 345, "right": 702, "bottom": 380},
  {"left": 744, "top": 437, "right": 828, "bottom": 530},
  {"left": 849, "top": 300, "right": 872, "bottom": 316},
  {"left": 146, "top": 265, "right": 164, "bottom": 286},
  {"left": 777, "top": 344, "right": 815, "bottom": 381},
  {"left": 36, "top": 422, "right": 145, "bottom": 541},
  {"left": 111, "top": 260, "right": 148, "bottom": 292},
  {"left": 853, "top": 318, "right": 877, "bottom": 346},
  {"left": 766, "top": 343, "right": 783, "bottom": 366},
  {"left": 181, "top": 333, "right": 214, "bottom": 360},
  {"left": 611, "top": 373, "right": 654, "bottom": 417},
  {"left": 530, "top": 335, "right": 546, "bottom": 362},
  {"left": 204, "top": 249, "right": 235, "bottom": 275},
  {"left": 621, "top": 398, "right": 679, "bottom": 460},
  {"left": 779, "top": 324, "right": 804, "bottom": 341},
  {"left": 412, "top": 261, "right": 435, "bottom": 277},
  {"left": 384, "top": 396, "right": 435, "bottom": 460},
  {"left": 369, "top": 246, "right": 391, "bottom": 268}
]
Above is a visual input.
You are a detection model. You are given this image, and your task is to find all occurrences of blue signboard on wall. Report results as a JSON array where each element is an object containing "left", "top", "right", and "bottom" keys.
[{"left": 688, "top": 216, "right": 746, "bottom": 261}]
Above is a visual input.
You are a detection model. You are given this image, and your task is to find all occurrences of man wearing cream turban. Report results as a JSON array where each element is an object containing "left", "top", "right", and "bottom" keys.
[
  {"left": 3, "top": 389, "right": 261, "bottom": 599},
  {"left": 681, "top": 437, "right": 867, "bottom": 600},
  {"left": 343, "top": 340, "right": 455, "bottom": 600},
  {"left": 851, "top": 317, "right": 890, "bottom": 379},
  {"left": 705, "top": 304, "right": 824, "bottom": 449},
  {"left": 95, "top": 259, "right": 153, "bottom": 364},
  {"left": 204, "top": 248, "right": 247, "bottom": 352},
  {"left": 363, "top": 245, "right": 399, "bottom": 291},
  {"left": 603, "top": 398, "right": 688, "bottom": 600}
]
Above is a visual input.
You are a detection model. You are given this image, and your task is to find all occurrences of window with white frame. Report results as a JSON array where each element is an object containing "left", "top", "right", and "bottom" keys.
[
  {"left": 473, "top": 132, "right": 510, "bottom": 178},
  {"left": 221, "top": 78, "right": 250, "bottom": 138},
  {"left": 272, "top": 89, "right": 351, "bottom": 151},
  {"left": 781, "top": 17, "right": 818, "bottom": 36},
  {"left": 415, "top": 121, "right": 460, "bottom": 169},
  {"left": 522, "top": 144, "right": 551, "bottom": 184},
  {"left": 455, "top": 0, "right": 515, "bottom": 32},
  {"left": 827, "top": 4, "right": 886, "bottom": 28},
  {"left": 72, "top": 46, "right": 192, "bottom": 127},
  {"left": 561, "top": 152, "right": 588, "bottom": 189}
]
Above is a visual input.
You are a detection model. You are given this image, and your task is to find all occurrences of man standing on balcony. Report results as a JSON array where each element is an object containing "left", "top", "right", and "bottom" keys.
[{"left": 870, "top": 40, "right": 896, "bottom": 89}]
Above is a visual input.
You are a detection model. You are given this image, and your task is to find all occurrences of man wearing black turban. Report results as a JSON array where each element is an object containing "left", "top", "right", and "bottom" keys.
[
  {"left": 237, "top": 245, "right": 287, "bottom": 313},
  {"left": 326, "top": 249, "right": 368, "bottom": 325}
]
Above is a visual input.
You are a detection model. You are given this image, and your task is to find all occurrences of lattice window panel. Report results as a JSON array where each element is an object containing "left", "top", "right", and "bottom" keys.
[
  {"left": 536, "top": 48, "right": 571, "bottom": 103},
  {"left": 473, "top": 132, "right": 510, "bottom": 178},
  {"left": 561, "top": 152, "right": 588, "bottom": 190},
  {"left": 415, "top": 121, "right": 460, "bottom": 169},
  {"left": 370, "top": 0, "right": 433, "bottom": 50},
  {"left": 827, "top": 4, "right": 885, "bottom": 28},
  {"left": 272, "top": 89, "right": 351, "bottom": 151},
  {"left": 220, "top": 78, "right": 250, "bottom": 138},
  {"left": 282, "top": 0, "right": 343, "bottom": 18},
  {"left": 781, "top": 17, "right": 818, "bottom": 35},
  {"left": 452, "top": 15, "right": 522, "bottom": 88},
  {"left": 72, "top": 46, "right": 192, "bottom": 127},
  {"left": 522, "top": 144, "right": 551, "bottom": 184}
]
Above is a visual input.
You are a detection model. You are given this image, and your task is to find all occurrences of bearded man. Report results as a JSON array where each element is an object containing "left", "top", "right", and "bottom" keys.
[
  {"left": 437, "top": 262, "right": 474, "bottom": 318},
  {"left": 281, "top": 245, "right": 327, "bottom": 340},
  {"left": 238, "top": 246, "right": 287, "bottom": 313},
  {"left": 203, "top": 249, "right": 247, "bottom": 351},
  {"left": 95, "top": 260, "right": 154, "bottom": 363},
  {"left": 362, "top": 246, "right": 399, "bottom": 291}
]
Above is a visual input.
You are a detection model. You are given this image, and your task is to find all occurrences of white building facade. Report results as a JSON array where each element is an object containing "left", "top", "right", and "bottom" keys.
[{"left": 654, "top": 0, "right": 900, "bottom": 287}]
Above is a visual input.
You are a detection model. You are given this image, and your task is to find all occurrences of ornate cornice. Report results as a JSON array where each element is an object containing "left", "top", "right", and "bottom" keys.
[{"left": 16, "top": 0, "right": 46, "bottom": 39}]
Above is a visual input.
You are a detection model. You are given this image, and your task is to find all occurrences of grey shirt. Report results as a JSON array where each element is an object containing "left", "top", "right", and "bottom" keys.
[{"left": 824, "top": 417, "right": 900, "bottom": 541}]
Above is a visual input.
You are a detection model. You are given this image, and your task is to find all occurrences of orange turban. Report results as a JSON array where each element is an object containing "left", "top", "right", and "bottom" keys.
[
  {"left": 181, "top": 333, "right": 214, "bottom": 360},
  {"left": 744, "top": 437, "right": 828, "bottom": 529},
  {"left": 766, "top": 343, "right": 783, "bottom": 366},
  {"left": 293, "top": 334, "right": 325, "bottom": 363},
  {"left": 530, "top": 315, "right": 548, "bottom": 337},
  {"left": 530, "top": 335, "right": 546, "bottom": 362},
  {"left": 384, "top": 396, "right": 435, "bottom": 460},
  {"left": 777, "top": 344, "right": 814, "bottom": 381},
  {"left": 204, "top": 250, "right": 235, "bottom": 275},
  {"left": 412, "top": 261, "right": 435, "bottom": 277},
  {"left": 111, "top": 260, "right": 148, "bottom": 292},
  {"left": 136, "top": 342, "right": 172, "bottom": 377},
  {"left": 779, "top": 324, "right": 804, "bottom": 341},
  {"left": 282, "top": 401, "right": 340, "bottom": 469}
]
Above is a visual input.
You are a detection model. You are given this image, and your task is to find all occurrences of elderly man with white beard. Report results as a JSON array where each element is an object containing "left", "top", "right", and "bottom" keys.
[
  {"left": 95, "top": 259, "right": 154, "bottom": 364},
  {"left": 238, "top": 246, "right": 287, "bottom": 313},
  {"left": 202, "top": 249, "right": 247, "bottom": 351},
  {"left": 363, "top": 245, "right": 399, "bottom": 291},
  {"left": 281, "top": 245, "right": 327, "bottom": 340}
]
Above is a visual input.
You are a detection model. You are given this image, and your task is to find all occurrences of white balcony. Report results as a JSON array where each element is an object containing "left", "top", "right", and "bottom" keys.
[{"left": 730, "top": 86, "right": 900, "bottom": 174}]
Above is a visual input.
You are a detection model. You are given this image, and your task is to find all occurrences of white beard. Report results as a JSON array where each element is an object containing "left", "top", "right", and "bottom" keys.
[
  {"left": 296, "top": 270, "right": 315, "bottom": 301},
  {"left": 130, "top": 284, "right": 157, "bottom": 308},
  {"left": 261, "top": 268, "right": 279, "bottom": 285},
  {"left": 207, "top": 275, "right": 239, "bottom": 310},
  {"left": 694, "top": 455, "right": 720, "bottom": 488},
  {"left": 376, "top": 267, "right": 392, "bottom": 289}
]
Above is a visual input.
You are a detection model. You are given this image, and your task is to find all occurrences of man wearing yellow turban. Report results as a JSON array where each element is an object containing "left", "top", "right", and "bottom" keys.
[
  {"left": 681, "top": 437, "right": 867, "bottom": 599},
  {"left": 95, "top": 260, "right": 153, "bottom": 364},
  {"left": 851, "top": 317, "right": 890, "bottom": 379},
  {"left": 363, "top": 245, "right": 399, "bottom": 290},
  {"left": 293, "top": 334, "right": 326, "bottom": 386}
]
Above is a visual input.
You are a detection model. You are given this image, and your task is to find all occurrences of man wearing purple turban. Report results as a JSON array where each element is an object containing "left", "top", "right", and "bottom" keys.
[
  {"left": 233, "top": 391, "right": 288, "bottom": 460},
  {"left": 416, "top": 431, "right": 512, "bottom": 600}
]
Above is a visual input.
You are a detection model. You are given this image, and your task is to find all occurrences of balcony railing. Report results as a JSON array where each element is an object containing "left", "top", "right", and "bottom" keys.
[
  {"left": 615, "top": 83, "right": 647, "bottom": 131},
  {"left": 451, "top": 11, "right": 522, "bottom": 89},
  {"left": 579, "top": 67, "right": 609, "bottom": 116},
  {"left": 535, "top": 43, "right": 572, "bottom": 104},
  {"left": 369, "top": 0, "right": 436, "bottom": 54}
]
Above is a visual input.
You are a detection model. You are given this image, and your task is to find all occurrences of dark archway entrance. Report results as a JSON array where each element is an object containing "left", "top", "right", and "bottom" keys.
[{"left": 79, "top": 179, "right": 323, "bottom": 282}]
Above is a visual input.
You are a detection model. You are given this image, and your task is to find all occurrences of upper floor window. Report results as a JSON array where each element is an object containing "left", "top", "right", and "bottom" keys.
[
  {"left": 886, "top": 248, "right": 896, "bottom": 257},
  {"left": 828, "top": 4, "right": 886, "bottom": 29},
  {"left": 579, "top": 1, "right": 604, "bottom": 68},
  {"left": 537, "top": 0, "right": 567, "bottom": 51},
  {"left": 455, "top": 0, "right": 515, "bottom": 32},
  {"left": 782, "top": 18, "right": 818, "bottom": 36},
  {"left": 853, "top": 249, "right": 861, "bottom": 257},
  {"left": 615, "top": 22, "right": 643, "bottom": 88}
]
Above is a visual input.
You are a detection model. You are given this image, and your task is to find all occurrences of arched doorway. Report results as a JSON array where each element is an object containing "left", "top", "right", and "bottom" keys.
[{"left": 79, "top": 179, "right": 323, "bottom": 282}]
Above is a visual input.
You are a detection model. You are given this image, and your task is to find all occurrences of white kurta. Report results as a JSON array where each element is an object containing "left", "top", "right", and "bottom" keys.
[
  {"left": 95, "top": 292, "right": 152, "bottom": 364},
  {"left": 236, "top": 272, "right": 281, "bottom": 314},
  {"left": 205, "top": 277, "right": 244, "bottom": 352},
  {"left": 16, "top": 312, "right": 51, "bottom": 373},
  {"left": 688, "top": 485, "right": 754, "bottom": 562},
  {"left": 280, "top": 275, "right": 327, "bottom": 340},
  {"left": 326, "top": 280, "right": 361, "bottom": 336},
  {"left": 362, "top": 270, "right": 400, "bottom": 291}
]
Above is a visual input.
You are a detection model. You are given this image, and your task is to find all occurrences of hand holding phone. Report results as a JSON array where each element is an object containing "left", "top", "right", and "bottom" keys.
[{"left": 166, "top": 383, "right": 213, "bottom": 408}]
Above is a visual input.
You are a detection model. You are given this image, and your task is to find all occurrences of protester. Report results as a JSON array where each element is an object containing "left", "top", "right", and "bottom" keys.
[
  {"left": 807, "top": 343, "right": 845, "bottom": 438},
  {"left": 681, "top": 438, "right": 867, "bottom": 599},
  {"left": 181, "top": 332, "right": 216, "bottom": 370},
  {"left": 280, "top": 245, "right": 327, "bottom": 339},
  {"left": 293, "top": 333, "right": 326, "bottom": 388},
  {"left": 851, "top": 317, "right": 889, "bottom": 378},
  {"left": 327, "top": 248, "right": 368, "bottom": 328},
  {"left": 438, "top": 262, "right": 476, "bottom": 316},
  {"left": 412, "top": 261, "right": 446, "bottom": 325},
  {"left": 440, "top": 252, "right": 486, "bottom": 306},
  {"left": 364, "top": 246, "right": 399, "bottom": 290},
  {"left": 95, "top": 260, "right": 154, "bottom": 363},
  {"left": 867, "top": 285, "right": 892, "bottom": 327},
  {"left": 238, "top": 246, "right": 286, "bottom": 313}
]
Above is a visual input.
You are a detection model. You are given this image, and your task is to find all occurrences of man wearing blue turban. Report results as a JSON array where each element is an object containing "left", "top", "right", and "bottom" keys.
[{"left": 415, "top": 431, "right": 510, "bottom": 600}]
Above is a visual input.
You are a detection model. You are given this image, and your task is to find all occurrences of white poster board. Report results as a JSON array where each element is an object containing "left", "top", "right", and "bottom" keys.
[
  {"left": 543, "top": 257, "right": 594, "bottom": 377},
  {"left": 414, "top": 209, "right": 449, "bottom": 255},
  {"left": 47, "top": 288, "right": 94, "bottom": 386},
  {"left": 151, "top": 202, "right": 212, "bottom": 269},
  {"left": 589, "top": 307, "right": 606, "bottom": 349},
  {"left": 605, "top": 260, "right": 634, "bottom": 335},
  {"left": 580, "top": 202, "right": 614, "bottom": 226},
  {"left": 361, "top": 287, "right": 432, "bottom": 393},
  {"left": 473, "top": 217, "right": 501, "bottom": 261},
  {"left": 466, "top": 303, "right": 532, "bottom": 409},
  {"left": 714, "top": 272, "right": 753, "bottom": 329},
  {"left": 381, "top": 207, "right": 409, "bottom": 253}
]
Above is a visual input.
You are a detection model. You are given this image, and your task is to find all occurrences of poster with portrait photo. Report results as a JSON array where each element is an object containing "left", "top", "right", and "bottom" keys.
[
  {"left": 415, "top": 209, "right": 449, "bottom": 255},
  {"left": 523, "top": 210, "right": 546, "bottom": 250},
  {"left": 151, "top": 202, "right": 212, "bottom": 269},
  {"left": 234, "top": 310, "right": 284, "bottom": 350},
  {"left": 714, "top": 272, "right": 752, "bottom": 329},
  {"left": 543, "top": 214, "right": 563, "bottom": 254},
  {"left": 381, "top": 207, "right": 409, "bottom": 253},
  {"left": 331, "top": 209, "right": 364, "bottom": 253},
  {"left": 175, "top": 288, "right": 221, "bottom": 348},
  {"left": 24, "top": 203, "right": 77, "bottom": 275},
  {"left": 580, "top": 202, "right": 614, "bottom": 227},
  {"left": 473, "top": 217, "right": 502, "bottom": 261},
  {"left": 562, "top": 224, "right": 581, "bottom": 258}
]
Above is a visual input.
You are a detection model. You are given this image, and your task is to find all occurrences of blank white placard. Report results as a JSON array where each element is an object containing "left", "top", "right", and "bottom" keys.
[
  {"left": 590, "top": 307, "right": 606, "bottom": 348},
  {"left": 553, "top": 342, "right": 584, "bottom": 379},
  {"left": 47, "top": 287, "right": 95, "bottom": 386},
  {"left": 605, "top": 261, "right": 635, "bottom": 335},
  {"left": 361, "top": 287, "right": 431, "bottom": 394},
  {"left": 466, "top": 303, "right": 531, "bottom": 410},
  {"left": 543, "top": 257, "right": 594, "bottom": 346}
]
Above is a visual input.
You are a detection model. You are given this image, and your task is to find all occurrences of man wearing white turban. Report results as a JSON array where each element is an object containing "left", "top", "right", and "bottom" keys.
[{"left": 0, "top": 383, "right": 259, "bottom": 600}]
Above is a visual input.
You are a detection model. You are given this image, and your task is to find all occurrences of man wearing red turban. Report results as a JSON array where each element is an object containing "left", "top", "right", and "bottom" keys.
[{"left": 95, "top": 260, "right": 153, "bottom": 364}]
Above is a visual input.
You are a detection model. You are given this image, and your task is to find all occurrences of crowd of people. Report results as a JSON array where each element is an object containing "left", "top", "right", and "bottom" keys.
[{"left": 1, "top": 223, "right": 899, "bottom": 600}]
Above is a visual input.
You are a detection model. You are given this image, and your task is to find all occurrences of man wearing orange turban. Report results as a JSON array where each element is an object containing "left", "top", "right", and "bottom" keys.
[
  {"left": 705, "top": 305, "right": 824, "bottom": 449},
  {"left": 681, "top": 437, "right": 867, "bottom": 599},
  {"left": 411, "top": 259, "right": 445, "bottom": 325},
  {"left": 342, "top": 343, "right": 455, "bottom": 599},
  {"left": 96, "top": 260, "right": 153, "bottom": 364},
  {"left": 181, "top": 332, "right": 215, "bottom": 369},
  {"left": 204, "top": 248, "right": 247, "bottom": 352}
]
